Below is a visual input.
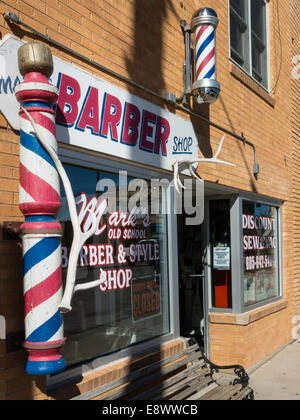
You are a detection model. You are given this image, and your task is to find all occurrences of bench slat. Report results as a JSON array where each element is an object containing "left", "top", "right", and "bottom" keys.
[
  {"left": 217, "top": 384, "right": 243, "bottom": 400},
  {"left": 134, "top": 365, "right": 211, "bottom": 400},
  {"left": 168, "top": 375, "right": 213, "bottom": 400},
  {"left": 72, "top": 344, "right": 200, "bottom": 400},
  {"left": 199, "top": 384, "right": 242, "bottom": 401},
  {"left": 121, "top": 361, "right": 208, "bottom": 401},
  {"left": 186, "top": 382, "right": 219, "bottom": 400},
  {"left": 154, "top": 369, "right": 211, "bottom": 400},
  {"left": 231, "top": 386, "right": 253, "bottom": 400},
  {"left": 98, "top": 351, "right": 205, "bottom": 400}
]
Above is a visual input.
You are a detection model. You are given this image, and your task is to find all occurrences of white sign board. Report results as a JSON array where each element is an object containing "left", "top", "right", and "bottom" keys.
[
  {"left": 213, "top": 247, "right": 230, "bottom": 270},
  {"left": 0, "top": 35, "right": 200, "bottom": 173}
]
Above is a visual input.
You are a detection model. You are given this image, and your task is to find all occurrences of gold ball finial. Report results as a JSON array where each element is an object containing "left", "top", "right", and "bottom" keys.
[{"left": 18, "top": 42, "right": 53, "bottom": 78}]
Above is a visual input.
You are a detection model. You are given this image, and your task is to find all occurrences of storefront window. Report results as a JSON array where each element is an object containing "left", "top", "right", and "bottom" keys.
[
  {"left": 242, "top": 200, "right": 279, "bottom": 306},
  {"left": 58, "top": 164, "right": 169, "bottom": 367}
]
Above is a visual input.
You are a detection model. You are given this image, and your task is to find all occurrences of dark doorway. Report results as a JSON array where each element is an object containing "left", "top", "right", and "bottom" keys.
[{"left": 177, "top": 214, "right": 205, "bottom": 351}]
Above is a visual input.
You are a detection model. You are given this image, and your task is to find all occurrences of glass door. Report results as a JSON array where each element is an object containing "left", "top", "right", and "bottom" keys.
[{"left": 177, "top": 213, "right": 205, "bottom": 350}]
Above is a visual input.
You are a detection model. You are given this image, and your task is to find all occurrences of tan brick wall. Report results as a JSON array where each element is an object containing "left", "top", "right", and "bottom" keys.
[
  {"left": 0, "top": 0, "right": 297, "bottom": 398},
  {"left": 291, "top": 0, "right": 300, "bottom": 315},
  {"left": 205, "top": 0, "right": 295, "bottom": 371},
  {"left": 209, "top": 300, "right": 293, "bottom": 369}
]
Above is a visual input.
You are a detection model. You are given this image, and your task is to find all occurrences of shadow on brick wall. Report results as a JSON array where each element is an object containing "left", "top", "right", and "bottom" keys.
[{"left": 125, "top": 0, "right": 212, "bottom": 161}]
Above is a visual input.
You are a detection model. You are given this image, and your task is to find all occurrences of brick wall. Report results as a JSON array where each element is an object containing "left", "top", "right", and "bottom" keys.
[
  {"left": 205, "top": 0, "right": 295, "bottom": 371},
  {"left": 0, "top": 0, "right": 297, "bottom": 398},
  {"left": 291, "top": 0, "right": 300, "bottom": 315}
]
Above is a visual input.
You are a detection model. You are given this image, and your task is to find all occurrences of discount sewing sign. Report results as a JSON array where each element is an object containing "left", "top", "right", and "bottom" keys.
[
  {"left": 242, "top": 201, "right": 278, "bottom": 305},
  {"left": 242, "top": 214, "right": 276, "bottom": 271}
]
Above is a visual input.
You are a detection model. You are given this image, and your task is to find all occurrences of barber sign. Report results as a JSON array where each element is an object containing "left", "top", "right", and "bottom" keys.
[{"left": 0, "top": 35, "right": 199, "bottom": 173}]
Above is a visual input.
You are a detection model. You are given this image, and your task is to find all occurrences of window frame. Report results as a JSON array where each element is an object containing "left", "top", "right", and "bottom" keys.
[
  {"left": 206, "top": 192, "right": 283, "bottom": 316},
  {"left": 205, "top": 195, "right": 240, "bottom": 314},
  {"left": 229, "top": 0, "right": 270, "bottom": 91},
  {"left": 47, "top": 144, "right": 180, "bottom": 389},
  {"left": 239, "top": 193, "right": 283, "bottom": 312}
]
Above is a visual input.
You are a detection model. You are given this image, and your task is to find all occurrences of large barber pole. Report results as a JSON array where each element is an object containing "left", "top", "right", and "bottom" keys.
[{"left": 15, "top": 43, "right": 66, "bottom": 375}]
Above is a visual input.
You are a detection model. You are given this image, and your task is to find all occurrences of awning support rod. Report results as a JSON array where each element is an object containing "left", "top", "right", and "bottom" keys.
[{"left": 3, "top": 11, "right": 259, "bottom": 177}]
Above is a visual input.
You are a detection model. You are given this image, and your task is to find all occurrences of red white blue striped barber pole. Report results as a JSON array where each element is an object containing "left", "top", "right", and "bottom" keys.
[
  {"left": 15, "top": 72, "right": 66, "bottom": 375},
  {"left": 194, "top": 23, "right": 216, "bottom": 83}
]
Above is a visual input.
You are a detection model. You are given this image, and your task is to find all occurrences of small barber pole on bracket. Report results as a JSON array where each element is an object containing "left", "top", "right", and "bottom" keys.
[
  {"left": 165, "top": 7, "right": 220, "bottom": 106},
  {"left": 191, "top": 7, "right": 220, "bottom": 104}
]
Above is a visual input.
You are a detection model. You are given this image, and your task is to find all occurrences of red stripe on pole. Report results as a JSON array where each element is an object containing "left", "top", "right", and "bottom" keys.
[
  {"left": 196, "top": 47, "right": 215, "bottom": 79},
  {"left": 20, "top": 163, "right": 61, "bottom": 205},
  {"left": 21, "top": 112, "right": 56, "bottom": 137},
  {"left": 24, "top": 265, "right": 62, "bottom": 317},
  {"left": 195, "top": 25, "right": 209, "bottom": 46}
]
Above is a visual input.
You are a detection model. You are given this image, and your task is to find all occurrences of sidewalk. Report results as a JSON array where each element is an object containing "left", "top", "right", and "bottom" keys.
[{"left": 248, "top": 341, "right": 300, "bottom": 400}]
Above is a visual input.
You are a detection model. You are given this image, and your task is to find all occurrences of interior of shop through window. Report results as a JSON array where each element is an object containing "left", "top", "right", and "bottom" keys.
[{"left": 209, "top": 199, "right": 233, "bottom": 309}]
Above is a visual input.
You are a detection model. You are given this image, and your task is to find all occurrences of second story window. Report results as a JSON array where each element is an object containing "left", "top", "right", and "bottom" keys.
[{"left": 229, "top": 0, "right": 269, "bottom": 89}]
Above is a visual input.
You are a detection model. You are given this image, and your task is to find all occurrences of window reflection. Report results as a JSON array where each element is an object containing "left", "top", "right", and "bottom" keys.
[
  {"left": 209, "top": 199, "right": 232, "bottom": 309},
  {"left": 243, "top": 201, "right": 279, "bottom": 306},
  {"left": 58, "top": 164, "right": 169, "bottom": 367}
]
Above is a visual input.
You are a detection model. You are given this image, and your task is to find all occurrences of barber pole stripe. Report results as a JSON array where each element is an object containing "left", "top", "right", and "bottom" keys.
[
  {"left": 21, "top": 111, "right": 58, "bottom": 150},
  {"left": 26, "top": 311, "right": 64, "bottom": 343},
  {"left": 19, "top": 156, "right": 59, "bottom": 199},
  {"left": 20, "top": 163, "right": 60, "bottom": 204},
  {"left": 21, "top": 230, "right": 65, "bottom": 372},
  {"left": 19, "top": 185, "right": 35, "bottom": 203},
  {"left": 195, "top": 24, "right": 216, "bottom": 81},
  {"left": 23, "top": 243, "right": 62, "bottom": 294},
  {"left": 19, "top": 107, "right": 60, "bottom": 215},
  {"left": 25, "top": 290, "right": 63, "bottom": 342},
  {"left": 24, "top": 266, "right": 62, "bottom": 317},
  {"left": 20, "top": 129, "right": 56, "bottom": 169},
  {"left": 16, "top": 72, "right": 66, "bottom": 375}
]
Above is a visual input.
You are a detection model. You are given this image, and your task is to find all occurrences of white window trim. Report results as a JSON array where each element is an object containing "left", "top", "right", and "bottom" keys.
[{"left": 206, "top": 191, "right": 283, "bottom": 315}]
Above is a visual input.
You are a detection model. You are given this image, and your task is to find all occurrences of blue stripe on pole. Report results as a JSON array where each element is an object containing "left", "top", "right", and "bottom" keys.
[
  {"left": 26, "top": 215, "right": 56, "bottom": 222},
  {"left": 196, "top": 30, "right": 215, "bottom": 61},
  {"left": 204, "top": 65, "right": 216, "bottom": 79},
  {"left": 23, "top": 237, "right": 60, "bottom": 275},
  {"left": 25, "top": 358, "right": 66, "bottom": 375},
  {"left": 22, "top": 101, "right": 53, "bottom": 110},
  {"left": 26, "top": 311, "right": 63, "bottom": 343},
  {"left": 20, "top": 129, "right": 56, "bottom": 169}
]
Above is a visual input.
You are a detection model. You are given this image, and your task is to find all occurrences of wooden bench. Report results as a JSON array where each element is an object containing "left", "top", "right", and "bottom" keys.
[{"left": 71, "top": 339, "right": 254, "bottom": 400}]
